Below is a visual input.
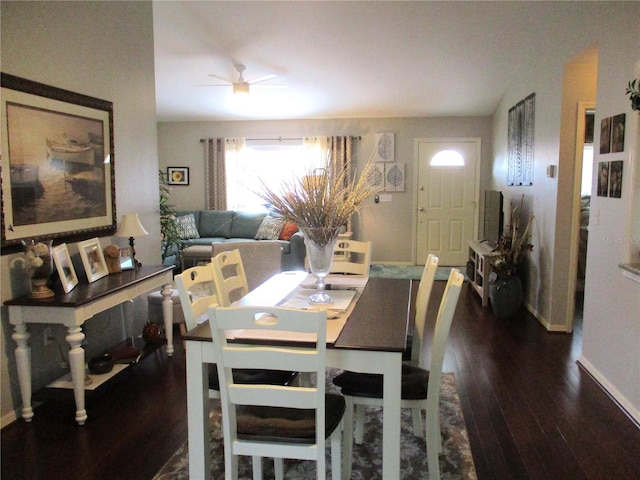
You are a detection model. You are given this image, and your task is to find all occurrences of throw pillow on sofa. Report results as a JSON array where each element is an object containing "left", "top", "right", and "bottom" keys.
[
  {"left": 255, "top": 216, "right": 286, "bottom": 240},
  {"left": 175, "top": 214, "right": 200, "bottom": 239},
  {"left": 279, "top": 221, "right": 299, "bottom": 241}
]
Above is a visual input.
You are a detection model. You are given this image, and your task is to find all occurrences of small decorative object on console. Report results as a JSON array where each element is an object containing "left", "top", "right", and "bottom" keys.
[
  {"left": 103, "top": 244, "right": 121, "bottom": 273},
  {"left": 142, "top": 321, "right": 164, "bottom": 345},
  {"left": 88, "top": 353, "right": 115, "bottom": 375},
  {"left": 22, "top": 239, "right": 54, "bottom": 298}
]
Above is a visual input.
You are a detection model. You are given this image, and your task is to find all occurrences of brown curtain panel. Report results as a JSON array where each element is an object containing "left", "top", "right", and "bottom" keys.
[
  {"left": 327, "top": 136, "right": 354, "bottom": 178},
  {"left": 204, "top": 138, "right": 227, "bottom": 210}
]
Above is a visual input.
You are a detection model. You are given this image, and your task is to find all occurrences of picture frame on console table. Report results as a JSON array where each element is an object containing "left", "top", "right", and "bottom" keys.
[
  {"left": 78, "top": 238, "right": 109, "bottom": 283},
  {"left": 0, "top": 73, "right": 116, "bottom": 255},
  {"left": 52, "top": 243, "right": 78, "bottom": 293},
  {"left": 119, "top": 247, "right": 134, "bottom": 271}
]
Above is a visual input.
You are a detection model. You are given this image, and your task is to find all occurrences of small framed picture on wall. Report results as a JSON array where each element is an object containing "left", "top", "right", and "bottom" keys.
[
  {"left": 599, "top": 117, "right": 611, "bottom": 154},
  {"left": 611, "top": 114, "right": 625, "bottom": 153},
  {"left": 167, "top": 167, "right": 189, "bottom": 185}
]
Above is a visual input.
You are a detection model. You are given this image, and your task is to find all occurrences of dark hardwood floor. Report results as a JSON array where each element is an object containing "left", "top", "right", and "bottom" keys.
[{"left": 2, "top": 282, "right": 639, "bottom": 479}]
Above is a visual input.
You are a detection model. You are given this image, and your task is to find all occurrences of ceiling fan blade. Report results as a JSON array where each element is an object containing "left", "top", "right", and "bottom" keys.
[
  {"left": 207, "top": 74, "right": 233, "bottom": 84},
  {"left": 248, "top": 74, "right": 277, "bottom": 85},
  {"left": 250, "top": 84, "right": 288, "bottom": 89}
]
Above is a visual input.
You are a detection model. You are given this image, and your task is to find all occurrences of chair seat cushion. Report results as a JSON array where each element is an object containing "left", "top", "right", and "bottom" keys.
[
  {"left": 236, "top": 394, "right": 346, "bottom": 443},
  {"left": 333, "top": 364, "right": 429, "bottom": 400},
  {"left": 207, "top": 365, "right": 298, "bottom": 390}
]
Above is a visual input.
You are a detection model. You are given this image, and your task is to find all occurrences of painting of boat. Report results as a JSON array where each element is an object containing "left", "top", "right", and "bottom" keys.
[{"left": 46, "top": 135, "right": 95, "bottom": 166}]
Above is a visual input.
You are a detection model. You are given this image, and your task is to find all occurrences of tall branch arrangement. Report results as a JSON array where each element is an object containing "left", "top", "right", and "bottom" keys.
[
  {"left": 257, "top": 155, "right": 380, "bottom": 245},
  {"left": 492, "top": 195, "right": 534, "bottom": 276}
]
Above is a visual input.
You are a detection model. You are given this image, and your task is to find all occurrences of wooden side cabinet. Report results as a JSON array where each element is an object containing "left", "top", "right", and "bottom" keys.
[{"left": 467, "top": 240, "right": 499, "bottom": 307}]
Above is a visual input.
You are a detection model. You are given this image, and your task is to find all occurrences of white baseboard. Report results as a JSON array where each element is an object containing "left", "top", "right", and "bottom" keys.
[
  {"left": 370, "top": 261, "right": 413, "bottom": 266},
  {"left": 1, "top": 409, "right": 20, "bottom": 429},
  {"left": 577, "top": 354, "right": 640, "bottom": 427}
]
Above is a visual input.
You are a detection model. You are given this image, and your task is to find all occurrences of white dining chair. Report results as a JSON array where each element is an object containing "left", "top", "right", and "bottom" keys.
[
  {"left": 174, "top": 264, "right": 297, "bottom": 405},
  {"left": 211, "top": 249, "right": 249, "bottom": 306},
  {"left": 342, "top": 254, "right": 439, "bottom": 448},
  {"left": 333, "top": 267, "right": 464, "bottom": 480},
  {"left": 329, "top": 239, "right": 372, "bottom": 276},
  {"left": 209, "top": 305, "right": 345, "bottom": 480}
]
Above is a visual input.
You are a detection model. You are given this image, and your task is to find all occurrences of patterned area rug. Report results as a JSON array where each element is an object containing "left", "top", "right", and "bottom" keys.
[
  {"left": 152, "top": 370, "right": 476, "bottom": 480},
  {"left": 370, "top": 265, "right": 467, "bottom": 281}
]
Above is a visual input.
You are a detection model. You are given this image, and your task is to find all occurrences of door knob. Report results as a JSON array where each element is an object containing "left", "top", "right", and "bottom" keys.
[{"left": 418, "top": 207, "right": 424, "bottom": 212}]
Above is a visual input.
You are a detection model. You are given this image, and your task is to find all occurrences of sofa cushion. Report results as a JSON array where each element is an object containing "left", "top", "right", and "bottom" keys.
[
  {"left": 255, "top": 216, "right": 286, "bottom": 240},
  {"left": 175, "top": 213, "right": 200, "bottom": 239},
  {"left": 198, "top": 210, "right": 234, "bottom": 238},
  {"left": 279, "top": 222, "right": 299, "bottom": 241},
  {"left": 231, "top": 212, "right": 266, "bottom": 238}
]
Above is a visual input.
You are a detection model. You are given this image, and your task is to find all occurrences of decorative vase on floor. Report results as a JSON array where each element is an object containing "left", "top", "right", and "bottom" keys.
[
  {"left": 489, "top": 273, "right": 523, "bottom": 318},
  {"left": 23, "top": 239, "right": 54, "bottom": 299},
  {"left": 302, "top": 227, "right": 340, "bottom": 304}
]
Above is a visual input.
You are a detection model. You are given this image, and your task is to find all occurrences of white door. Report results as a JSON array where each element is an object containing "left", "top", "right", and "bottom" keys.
[{"left": 415, "top": 139, "right": 479, "bottom": 266}]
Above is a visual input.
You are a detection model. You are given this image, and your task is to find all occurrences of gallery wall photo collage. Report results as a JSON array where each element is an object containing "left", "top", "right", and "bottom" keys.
[{"left": 598, "top": 113, "right": 625, "bottom": 198}]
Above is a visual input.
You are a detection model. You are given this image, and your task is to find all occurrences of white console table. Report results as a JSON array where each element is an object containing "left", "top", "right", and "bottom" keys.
[
  {"left": 5, "top": 265, "right": 174, "bottom": 425},
  {"left": 468, "top": 240, "right": 499, "bottom": 306}
]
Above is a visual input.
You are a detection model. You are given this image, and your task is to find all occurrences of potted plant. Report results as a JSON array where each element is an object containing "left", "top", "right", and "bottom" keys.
[
  {"left": 489, "top": 195, "right": 534, "bottom": 318},
  {"left": 159, "top": 170, "right": 184, "bottom": 265},
  {"left": 626, "top": 79, "right": 640, "bottom": 112}
]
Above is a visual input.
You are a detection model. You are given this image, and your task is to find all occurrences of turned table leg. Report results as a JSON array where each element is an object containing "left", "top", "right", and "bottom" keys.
[
  {"left": 12, "top": 323, "right": 33, "bottom": 423},
  {"left": 161, "top": 283, "right": 174, "bottom": 356},
  {"left": 66, "top": 326, "right": 87, "bottom": 425}
]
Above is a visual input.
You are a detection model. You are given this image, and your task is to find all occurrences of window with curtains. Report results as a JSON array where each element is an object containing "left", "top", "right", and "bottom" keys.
[{"left": 225, "top": 139, "right": 324, "bottom": 212}]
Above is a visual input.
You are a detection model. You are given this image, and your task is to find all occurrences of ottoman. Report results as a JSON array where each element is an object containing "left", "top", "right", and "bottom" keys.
[{"left": 181, "top": 245, "right": 212, "bottom": 270}]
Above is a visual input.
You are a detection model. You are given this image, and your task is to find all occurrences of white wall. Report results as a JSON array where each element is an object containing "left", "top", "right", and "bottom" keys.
[
  {"left": 0, "top": 1, "right": 160, "bottom": 426},
  {"left": 157, "top": 116, "right": 493, "bottom": 263},
  {"left": 490, "top": 2, "right": 640, "bottom": 421}
]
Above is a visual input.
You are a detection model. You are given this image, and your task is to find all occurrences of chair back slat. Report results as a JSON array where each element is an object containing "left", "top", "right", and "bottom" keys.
[
  {"left": 411, "top": 254, "right": 439, "bottom": 365},
  {"left": 223, "top": 347, "right": 319, "bottom": 373},
  {"left": 230, "top": 384, "right": 317, "bottom": 409},
  {"left": 211, "top": 249, "right": 249, "bottom": 306},
  {"left": 175, "top": 264, "right": 219, "bottom": 331},
  {"left": 426, "top": 269, "right": 463, "bottom": 407},
  {"left": 330, "top": 240, "right": 372, "bottom": 276}
]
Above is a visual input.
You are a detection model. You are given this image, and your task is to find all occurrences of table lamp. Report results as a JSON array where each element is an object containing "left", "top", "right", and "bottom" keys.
[{"left": 115, "top": 213, "right": 148, "bottom": 268}]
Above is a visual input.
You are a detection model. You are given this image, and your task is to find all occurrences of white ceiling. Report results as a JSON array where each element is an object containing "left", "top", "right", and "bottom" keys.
[{"left": 153, "top": 1, "right": 561, "bottom": 122}]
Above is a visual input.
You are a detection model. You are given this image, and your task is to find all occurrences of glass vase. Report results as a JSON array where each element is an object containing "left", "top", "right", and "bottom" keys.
[
  {"left": 23, "top": 239, "right": 54, "bottom": 299},
  {"left": 302, "top": 227, "right": 340, "bottom": 304}
]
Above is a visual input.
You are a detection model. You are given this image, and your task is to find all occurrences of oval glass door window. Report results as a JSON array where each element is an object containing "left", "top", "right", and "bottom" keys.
[{"left": 430, "top": 149, "right": 464, "bottom": 167}]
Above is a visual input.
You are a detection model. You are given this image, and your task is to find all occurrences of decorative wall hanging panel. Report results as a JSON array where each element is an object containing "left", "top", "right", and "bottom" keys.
[
  {"left": 373, "top": 132, "right": 395, "bottom": 162},
  {"left": 373, "top": 162, "right": 405, "bottom": 192},
  {"left": 507, "top": 93, "right": 535, "bottom": 186}
]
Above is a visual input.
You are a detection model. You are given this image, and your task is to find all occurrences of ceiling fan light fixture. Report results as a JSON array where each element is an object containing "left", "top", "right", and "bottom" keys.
[{"left": 233, "top": 82, "right": 250, "bottom": 95}]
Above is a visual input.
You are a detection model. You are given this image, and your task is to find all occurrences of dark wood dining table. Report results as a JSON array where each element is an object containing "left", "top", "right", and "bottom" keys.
[{"left": 183, "top": 270, "right": 412, "bottom": 478}]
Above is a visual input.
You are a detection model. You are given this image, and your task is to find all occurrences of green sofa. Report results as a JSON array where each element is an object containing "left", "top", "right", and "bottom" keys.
[{"left": 165, "top": 210, "right": 306, "bottom": 271}]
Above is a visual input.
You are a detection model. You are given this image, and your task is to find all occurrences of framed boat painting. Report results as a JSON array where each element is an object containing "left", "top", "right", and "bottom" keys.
[{"left": 0, "top": 73, "right": 116, "bottom": 254}]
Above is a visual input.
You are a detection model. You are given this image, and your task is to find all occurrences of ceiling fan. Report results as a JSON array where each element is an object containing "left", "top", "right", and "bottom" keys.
[{"left": 204, "top": 64, "right": 282, "bottom": 94}]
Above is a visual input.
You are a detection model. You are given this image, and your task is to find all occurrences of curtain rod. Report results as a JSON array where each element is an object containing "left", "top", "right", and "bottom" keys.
[{"left": 200, "top": 136, "right": 361, "bottom": 143}]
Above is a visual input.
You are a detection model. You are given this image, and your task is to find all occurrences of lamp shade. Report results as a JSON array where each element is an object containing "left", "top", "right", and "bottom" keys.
[{"left": 115, "top": 213, "right": 149, "bottom": 238}]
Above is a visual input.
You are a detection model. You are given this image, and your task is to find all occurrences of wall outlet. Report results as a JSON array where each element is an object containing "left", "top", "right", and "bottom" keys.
[
  {"left": 380, "top": 194, "right": 392, "bottom": 202},
  {"left": 44, "top": 326, "right": 52, "bottom": 346}
]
